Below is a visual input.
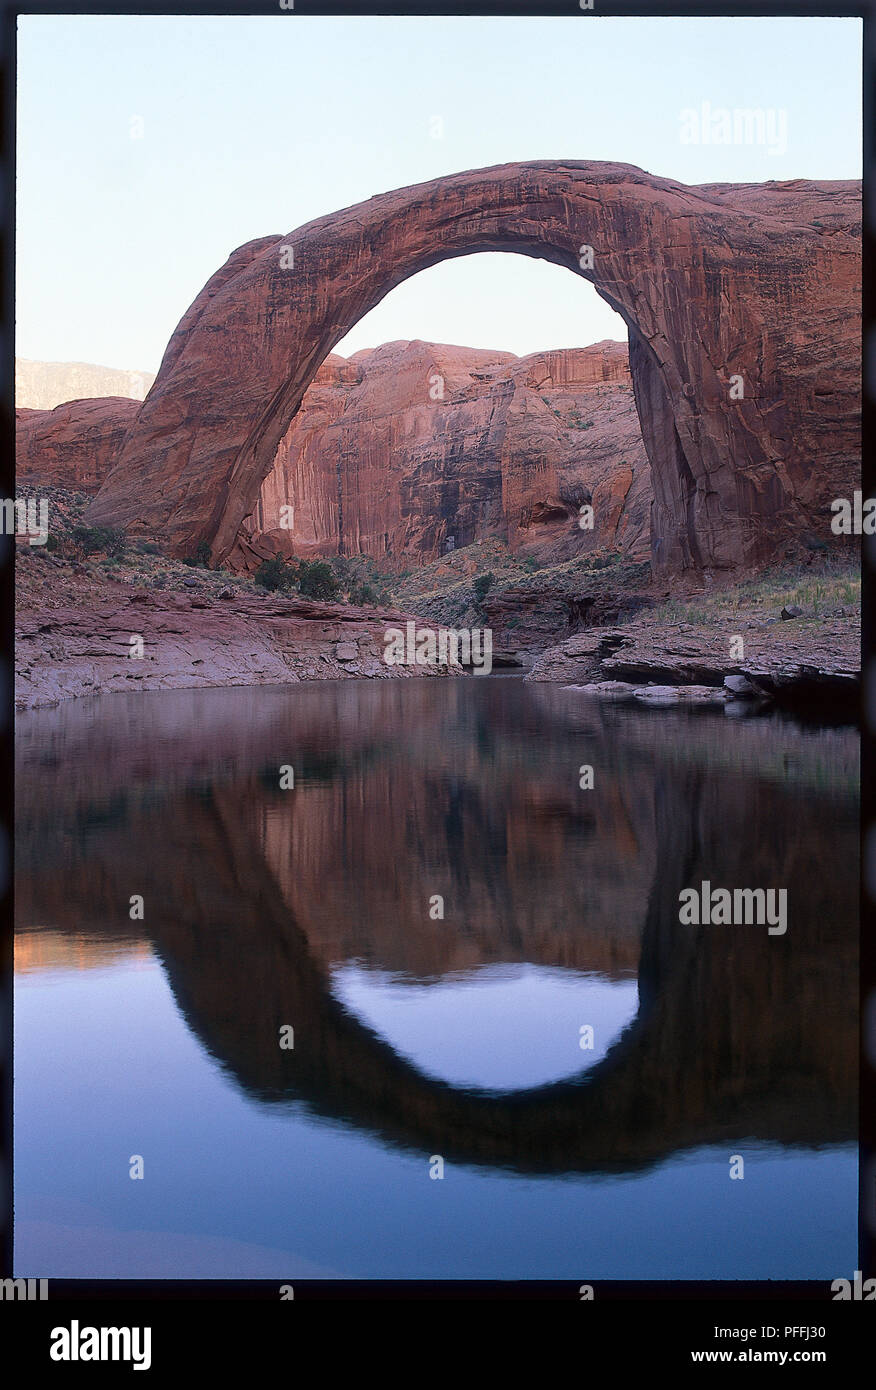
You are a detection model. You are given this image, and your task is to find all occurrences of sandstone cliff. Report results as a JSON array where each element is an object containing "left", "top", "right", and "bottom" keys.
[
  {"left": 16, "top": 397, "right": 141, "bottom": 494},
  {"left": 17, "top": 340, "right": 651, "bottom": 572},
  {"left": 231, "top": 338, "right": 651, "bottom": 572}
]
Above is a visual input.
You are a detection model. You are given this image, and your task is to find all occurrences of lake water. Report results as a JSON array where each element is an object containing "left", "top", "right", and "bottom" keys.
[{"left": 14, "top": 676, "right": 859, "bottom": 1280}]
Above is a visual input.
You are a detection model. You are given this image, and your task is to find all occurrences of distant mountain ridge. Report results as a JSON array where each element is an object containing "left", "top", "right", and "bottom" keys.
[{"left": 15, "top": 358, "right": 155, "bottom": 411}]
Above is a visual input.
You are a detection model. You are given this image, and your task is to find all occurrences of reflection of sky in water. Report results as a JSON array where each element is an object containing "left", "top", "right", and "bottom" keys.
[
  {"left": 330, "top": 963, "right": 639, "bottom": 1090},
  {"left": 14, "top": 949, "right": 857, "bottom": 1281}
]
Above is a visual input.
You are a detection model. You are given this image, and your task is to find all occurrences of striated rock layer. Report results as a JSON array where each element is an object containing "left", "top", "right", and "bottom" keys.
[
  {"left": 16, "top": 398, "right": 141, "bottom": 494},
  {"left": 230, "top": 338, "right": 651, "bottom": 572},
  {"left": 526, "top": 618, "right": 860, "bottom": 712},
  {"left": 15, "top": 588, "right": 457, "bottom": 711},
  {"left": 86, "top": 161, "right": 861, "bottom": 577}
]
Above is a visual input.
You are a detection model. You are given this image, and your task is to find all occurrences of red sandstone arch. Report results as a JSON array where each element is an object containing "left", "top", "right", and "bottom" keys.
[{"left": 87, "top": 160, "right": 861, "bottom": 574}]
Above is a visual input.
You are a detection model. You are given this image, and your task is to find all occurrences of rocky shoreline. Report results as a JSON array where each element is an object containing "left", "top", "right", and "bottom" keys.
[
  {"left": 16, "top": 576, "right": 861, "bottom": 718},
  {"left": 15, "top": 585, "right": 456, "bottom": 711},
  {"left": 13, "top": 488, "right": 861, "bottom": 718},
  {"left": 525, "top": 616, "right": 860, "bottom": 716}
]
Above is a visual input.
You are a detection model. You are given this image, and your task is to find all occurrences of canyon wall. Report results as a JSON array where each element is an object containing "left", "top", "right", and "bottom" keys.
[
  {"left": 231, "top": 338, "right": 651, "bottom": 571},
  {"left": 16, "top": 397, "right": 141, "bottom": 494},
  {"left": 17, "top": 339, "right": 651, "bottom": 571}
]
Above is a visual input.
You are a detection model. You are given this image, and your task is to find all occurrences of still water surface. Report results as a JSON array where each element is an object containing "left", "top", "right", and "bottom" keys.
[{"left": 15, "top": 677, "right": 858, "bottom": 1279}]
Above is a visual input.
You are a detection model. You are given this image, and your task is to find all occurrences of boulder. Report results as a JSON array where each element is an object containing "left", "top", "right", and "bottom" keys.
[
  {"left": 633, "top": 684, "right": 729, "bottom": 707},
  {"left": 724, "top": 673, "right": 759, "bottom": 696}
]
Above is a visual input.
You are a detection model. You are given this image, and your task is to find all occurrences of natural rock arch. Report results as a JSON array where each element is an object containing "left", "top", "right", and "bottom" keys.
[{"left": 87, "top": 160, "right": 861, "bottom": 575}]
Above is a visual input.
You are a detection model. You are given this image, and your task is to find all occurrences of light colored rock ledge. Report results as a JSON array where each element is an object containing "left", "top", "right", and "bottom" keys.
[{"left": 16, "top": 589, "right": 460, "bottom": 711}]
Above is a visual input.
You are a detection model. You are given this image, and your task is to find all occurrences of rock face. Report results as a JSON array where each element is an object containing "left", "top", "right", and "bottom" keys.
[
  {"left": 16, "top": 398, "right": 141, "bottom": 494},
  {"left": 526, "top": 618, "right": 860, "bottom": 712},
  {"left": 230, "top": 338, "right": 650, "bottom": 572},
  {"left": 86, "top": 161, "right": 861, "bottom": 577},
  {"left": 15, "top": 358, "right": 155, "bottom": 410},
  {"left": 483, "top": 576, "right": 653, "bottom": 660},
  {"left": 15, "top": 588, "right": 457, "bottom": 710}
]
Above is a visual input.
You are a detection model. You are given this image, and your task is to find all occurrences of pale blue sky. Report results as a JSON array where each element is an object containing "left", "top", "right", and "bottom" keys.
[{"left": 16, "top": 14, "right": 861, "bottom": 373}]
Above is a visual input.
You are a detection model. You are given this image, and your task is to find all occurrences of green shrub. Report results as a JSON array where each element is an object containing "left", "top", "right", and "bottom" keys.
[
  {"left": 568, "top": 410, "right": 593, "bottom": 430},
  {"left": 473, "top": 571, "right": 494, "bottom": 602},
  {"left": 296, "top": 559, "right": 341, "bottom": 601},
  {"left": 254, "top": 556, "right": 298, "bottom": 592},
  {"left": 350, "top": 582, "right": 378, "bottom": 606},
  {"left": 71, "top": 524, "right": 127, "bottom": 558},
  {"left": 183, "top": 540, "right": 212, "bottom": 567}
]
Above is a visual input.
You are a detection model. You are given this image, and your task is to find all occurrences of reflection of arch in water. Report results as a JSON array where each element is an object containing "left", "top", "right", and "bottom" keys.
[
  {"left": 16, "top": 685, "right": 858, "bottom": 1175},
  {"left": 146, "top": 769, "right": 855, "bottom": 1177},
  {"left": 327, "top": 959, "right": 640, "bottom": 1092}
]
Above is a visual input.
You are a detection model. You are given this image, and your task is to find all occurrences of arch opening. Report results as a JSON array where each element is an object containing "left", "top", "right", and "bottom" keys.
[
  {"left": 329, "top": 961, "right": 640, "bottom": 1093},
  {"left": 229, "top": 251, "right": 645, "bottom": 576},
  {"left": 213, "top": 240, "right": 637, "bottom": 568}
]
